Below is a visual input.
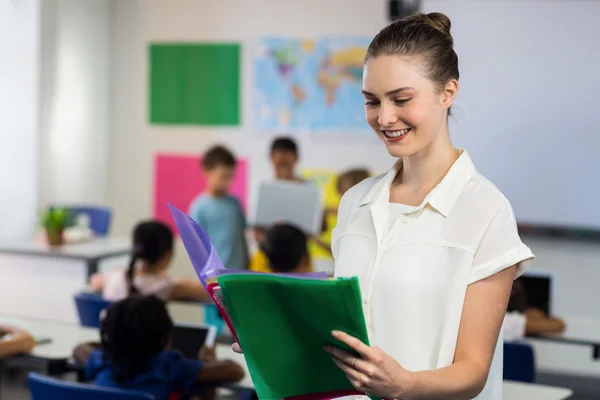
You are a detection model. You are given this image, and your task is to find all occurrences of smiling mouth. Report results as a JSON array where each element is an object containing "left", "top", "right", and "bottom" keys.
[{"left": 382, "top": 128, "right": 411, "bottom": 139}]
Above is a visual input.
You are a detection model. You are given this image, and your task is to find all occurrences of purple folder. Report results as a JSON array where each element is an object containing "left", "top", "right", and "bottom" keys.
[{"left": 167, "top": 204, "right": 328, "bottom": 289}]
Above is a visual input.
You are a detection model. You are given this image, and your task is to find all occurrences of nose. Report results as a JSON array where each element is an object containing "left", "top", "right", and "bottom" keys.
[{"left": 377, "top": 102, "right": 399, "bottom": 128}]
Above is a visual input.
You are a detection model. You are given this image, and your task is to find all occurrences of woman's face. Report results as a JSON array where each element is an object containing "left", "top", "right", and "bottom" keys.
[{"left": 362, "top": 55, "right": 458, "bottom": 158}]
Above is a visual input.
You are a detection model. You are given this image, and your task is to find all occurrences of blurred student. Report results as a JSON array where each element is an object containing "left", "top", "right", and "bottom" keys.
[
  {"left": 269, "top": 136, "right": 301, "bottom": 181},
  {"left": 0, "top": 325, "right": 35, "bottom": 358},
  {"left": 324, "top": 168, "right": 371, "bottom": 218},
  {"left": 189, "top": 145, "right": 248, "bottom": 270},
  {"left": 257, "top": 223, "right": 311, "bottom": 274},
  {"left": 337, "top": 168, "right": 371, "bottom": 197},
  {"left": 311, "top": 168, "right": 372, "bottom": 255},
  {"left": 73, "top": 295, "right": 244, "bottom": 400},
  {"left": 89, "top": 221, "right": 209, "bottom": 302},
  {"left": 504, "top": 278, "right": 566, "bottom": 341}
]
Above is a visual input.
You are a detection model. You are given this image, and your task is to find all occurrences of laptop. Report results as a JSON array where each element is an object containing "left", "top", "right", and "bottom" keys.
[
  {"left": 520, "top": 271, "right": 554, "bottom": 315},
  {"left": 171, "top": 322, "right": 217, "bottom": 359},
  {"left": 252, "top": 180, "right": 324, "bottom": 234}
]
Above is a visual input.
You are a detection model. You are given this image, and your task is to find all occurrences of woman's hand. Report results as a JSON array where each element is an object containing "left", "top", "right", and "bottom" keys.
[
  {"left": 231, "top": 342, "right": 243, "bottom": 354},
  {"left": 324, "top": 330, "right": 414, "bottom": 399}
]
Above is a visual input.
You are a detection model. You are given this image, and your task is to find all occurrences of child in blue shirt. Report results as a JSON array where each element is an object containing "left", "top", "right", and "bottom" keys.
[
  {"left": 189, "top": 146, "right": 248, "bottom": 270},
  {"left": 73, "top": 295, "right": 244, "bottom": 400}
]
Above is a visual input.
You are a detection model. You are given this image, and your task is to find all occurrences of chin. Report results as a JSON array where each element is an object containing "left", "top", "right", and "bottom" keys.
[{"left": 379, "top": 135, "right": 418, "bottom": 159}]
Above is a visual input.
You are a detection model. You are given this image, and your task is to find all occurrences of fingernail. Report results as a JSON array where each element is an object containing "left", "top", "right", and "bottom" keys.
[{"left": 331, "top": 330, "right": 339, "bottom": 337}]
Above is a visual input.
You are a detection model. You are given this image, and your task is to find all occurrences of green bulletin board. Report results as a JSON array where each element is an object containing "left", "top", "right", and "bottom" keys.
[{"left": 149, "top": 43, "right": 240, "bottom": 125}]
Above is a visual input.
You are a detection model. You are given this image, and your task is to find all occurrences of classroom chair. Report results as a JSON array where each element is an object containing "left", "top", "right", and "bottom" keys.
[
  {"left": 503, "top": 341, "right": 536, "bottom": 383},
  {"left": 65, "top": 205, "right": 112, "bottom": 236},
  {"left": 28, "top": 372, "right": 155, "bottom": 400},
  {"left": 74, "top": 292, "right": 113, "bottom": 328}
]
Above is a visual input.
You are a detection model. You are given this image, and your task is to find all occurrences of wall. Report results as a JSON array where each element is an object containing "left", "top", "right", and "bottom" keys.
[
  {"left": 109, "top": 0, "right": 393, "bottom": 279},
  {"left": 39, "top": 0, "right": 111, "bottom": 207},
  {"left": 0, "top": 0, "right": 40, "bottom": 241},
  {"left": 108, "top": 0, "right": 600, "bottom": 373}
]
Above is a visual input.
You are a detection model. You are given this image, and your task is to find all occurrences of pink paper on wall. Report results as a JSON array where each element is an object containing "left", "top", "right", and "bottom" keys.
[{"left": 153, "top": 153, "right": 248, "bottom": 235}]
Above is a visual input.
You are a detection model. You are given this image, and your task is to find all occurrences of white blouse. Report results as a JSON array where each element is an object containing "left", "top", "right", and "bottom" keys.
[{"left": 332, "top": 150, "right": 534, "bottom": 400}]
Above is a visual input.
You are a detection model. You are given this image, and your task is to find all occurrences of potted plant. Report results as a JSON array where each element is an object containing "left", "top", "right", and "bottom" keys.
[{"left": 41, "top": 207, "right": 73, "bottom": 246}]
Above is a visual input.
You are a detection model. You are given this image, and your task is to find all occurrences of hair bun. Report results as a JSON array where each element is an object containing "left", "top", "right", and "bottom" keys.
[{"left": 424, "top": 12, "right": 452, "bottom": 41}]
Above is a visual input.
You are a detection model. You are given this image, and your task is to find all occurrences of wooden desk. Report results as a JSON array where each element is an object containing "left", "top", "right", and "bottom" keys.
[{"left": 0, "top": 238, "right": 130, "bottom": 322}]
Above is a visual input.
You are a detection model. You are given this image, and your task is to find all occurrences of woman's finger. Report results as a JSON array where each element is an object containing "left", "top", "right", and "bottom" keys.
[
  {"left": 231, "top": 342, "right": 243, "bottom": 354},
  {"left": 324, "top": 346, "right": 368, "bottom": 372},
  {"left": 332, "top": 357, "right": 367, "bottom": 382},
  {"left": 331, "top": 357, "right": 371, "bottom": 392},
  {"left": 332, "top": 330, "right": 372, "bottom": 359}
]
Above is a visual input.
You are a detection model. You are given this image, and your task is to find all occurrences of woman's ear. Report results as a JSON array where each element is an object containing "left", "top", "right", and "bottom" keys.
[{"left": 441, "top": 79, "right": 459, "bottom": 109}]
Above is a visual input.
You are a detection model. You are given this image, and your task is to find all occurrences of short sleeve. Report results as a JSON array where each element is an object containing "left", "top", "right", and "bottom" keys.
[
  {"left": 469, "top": 201, "right": 534, "bottom": 285},
  {"left": 85, "top": 349, "right": 105, "bottom": 379},
  {"left": 234, "top": 197, "right": 247, "bottom": 229},
  {"left": 162, "top": 351, "right": 204, "bottom": 391},
  {"left": 189, "top": 200, "right": 207, "bottom": 228}
]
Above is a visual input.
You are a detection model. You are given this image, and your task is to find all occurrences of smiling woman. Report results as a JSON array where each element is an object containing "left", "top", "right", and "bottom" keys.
[
  {"left": 231, "top": 12, "right": 534, "bottom": 400},
  {"left": 325, "top": 12, "right": 534, "bottom": 400}
]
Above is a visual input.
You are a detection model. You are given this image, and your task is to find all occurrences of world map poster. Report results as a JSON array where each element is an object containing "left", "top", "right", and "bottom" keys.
[{"left": 254, "top": 37, "right": 371, "bottom": 132}]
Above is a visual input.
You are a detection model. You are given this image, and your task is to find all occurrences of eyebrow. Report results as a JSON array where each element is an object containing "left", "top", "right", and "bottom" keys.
[{"left": 362, "top": 87, "right": 416, "bottom": 97}]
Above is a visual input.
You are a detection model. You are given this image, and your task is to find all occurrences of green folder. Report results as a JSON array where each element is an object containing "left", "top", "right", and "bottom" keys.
[{"left": 217, "top": 274, "right": 372, "bottom": 400}]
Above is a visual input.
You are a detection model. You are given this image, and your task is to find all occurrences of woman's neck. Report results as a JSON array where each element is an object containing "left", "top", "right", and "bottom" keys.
[{"left": 397, "top": 132, "right": 458, "bottom": 190}]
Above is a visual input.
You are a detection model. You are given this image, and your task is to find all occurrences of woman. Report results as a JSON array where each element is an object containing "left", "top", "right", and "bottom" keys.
[
  {"left": 236, "top": 12, "right": 533, "bottom": 400},
  {"left": 323, "top": 13, "right": 533, "bottom": 399}
]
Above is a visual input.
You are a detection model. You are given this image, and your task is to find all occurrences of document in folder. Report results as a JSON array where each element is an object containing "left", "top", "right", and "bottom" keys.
[{"left": 217, "top": 273, "right": 374, "bottom": 400}]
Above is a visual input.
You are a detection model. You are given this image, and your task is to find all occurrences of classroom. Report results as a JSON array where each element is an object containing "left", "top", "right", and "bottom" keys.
[{"left": 1, "top": 0, "right": 598, "bottom": 399}]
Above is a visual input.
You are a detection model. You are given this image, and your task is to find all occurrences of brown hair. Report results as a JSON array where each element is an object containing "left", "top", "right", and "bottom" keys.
[
  {"left": 201, "top": 145, "right": 236, "bottom": 170},
  {"left": 337, "top": 168, "right": 371, "bottom": 195},
  {"left": 365, "top": 12, "right": 459, "bottom": 93}
]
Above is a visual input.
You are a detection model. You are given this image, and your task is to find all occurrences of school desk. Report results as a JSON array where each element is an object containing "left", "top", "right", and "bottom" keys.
[{"left": 0, "top": 237, "right": 130, "bottom": 322}]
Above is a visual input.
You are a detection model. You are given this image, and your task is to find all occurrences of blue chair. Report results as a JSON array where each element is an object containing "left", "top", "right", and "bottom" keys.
[
  {"left": 503, "top": 342, "right": 535, "bottom": 382},
  {"left": 28, "top": 372, "right": 154, "bottom": 399},
  {"left": 67, "top": 206, "right": 112, "bottom": 236},
  {"left": 74, "top": 292, "right": 114, "bottom": 328}
]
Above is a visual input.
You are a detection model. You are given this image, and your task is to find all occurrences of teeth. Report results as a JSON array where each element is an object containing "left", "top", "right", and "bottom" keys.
[{"left": 384, "top": 128, "right": 410, "bottom": 137}]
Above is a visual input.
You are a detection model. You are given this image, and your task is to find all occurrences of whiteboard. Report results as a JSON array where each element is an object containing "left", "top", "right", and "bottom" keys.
[{"left": 422, "top": 0, "right": 600, "bottom": 230}]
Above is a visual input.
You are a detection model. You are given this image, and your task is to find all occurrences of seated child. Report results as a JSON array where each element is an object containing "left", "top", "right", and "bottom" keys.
[
  {"left": 0, "top": 324, "right": 35, "bottom": 358},
  {"left": 189, "top": 145, "right": 248, "bottom": 270},
  {"left": 251, "top": 223, "right": 310, "bottom": 274},
  {"left": 90, "top": 221, "right": 209, "bottom": 302},
  {"left": 73, "top": 295, "right": 244, "bottom": 400}
]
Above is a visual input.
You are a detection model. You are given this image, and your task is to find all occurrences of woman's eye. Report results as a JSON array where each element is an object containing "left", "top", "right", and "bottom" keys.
[
  {"left": 394, "top": 98, "right": 410, "bottom": 106},
  {"left": 364, "top": 100, "right": 379, "bottom": 107}
]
